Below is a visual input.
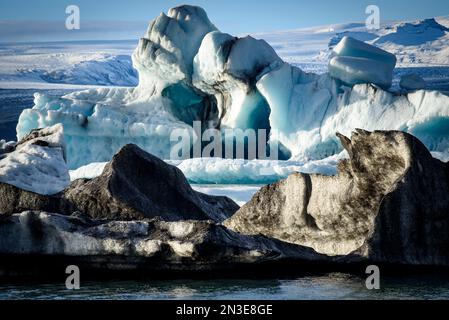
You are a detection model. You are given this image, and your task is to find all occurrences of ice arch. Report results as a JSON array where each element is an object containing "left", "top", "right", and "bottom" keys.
[{"left": 16, "top": 5, "right": 449, "bottom": 169}]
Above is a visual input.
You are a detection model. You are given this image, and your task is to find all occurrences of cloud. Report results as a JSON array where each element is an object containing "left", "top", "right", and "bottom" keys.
[{"left": 0, "top": 20, "right": 148, "bottom": 42}]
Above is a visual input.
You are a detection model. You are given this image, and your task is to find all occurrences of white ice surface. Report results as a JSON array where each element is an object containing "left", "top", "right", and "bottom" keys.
[
  {"left": 68, "top": 162, "right": 107, "bottom": 181},
  {"left": 70, "top": 152, "right": 346, "bottom": 184},
  {"left": 0, "top": 124, "right": 70, "bottom": 195},
  {"left": 332, "top": 36, "right": 397, "bottom": 69},
  {"left": 328, "top": 36, "right": 396, "bottom": 88},
  {"left": 254, "top": 17, "right": 449, "bottom": 69},
  {"left": 329, "top": 55, "right": 394, "bottom": 88}
]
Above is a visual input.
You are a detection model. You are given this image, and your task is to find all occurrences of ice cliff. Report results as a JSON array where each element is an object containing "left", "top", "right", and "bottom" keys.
[{"left": 16, "top": 5, "right": 449, "bottom": 169}]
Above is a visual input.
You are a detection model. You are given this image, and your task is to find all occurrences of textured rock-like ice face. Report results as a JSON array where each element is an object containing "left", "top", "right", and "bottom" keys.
[
  {"left": 224, "top": 130, "right": 449, "bottom": 259},
  {"left": 0, "top": 211, "right": 325, "bottom": 265},
  {"left": 0, "top": 124, "right": 70, "bottom": 195}
]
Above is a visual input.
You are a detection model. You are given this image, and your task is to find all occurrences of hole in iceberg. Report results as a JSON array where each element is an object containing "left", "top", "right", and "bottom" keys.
[{"left": 162, "top": 82, "right": 219, "bottom": 126}]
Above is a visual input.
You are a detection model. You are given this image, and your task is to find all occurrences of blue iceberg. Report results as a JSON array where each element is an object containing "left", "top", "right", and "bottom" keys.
[{"left": 15, "top": 5, "right": 449, "bottom": 171}]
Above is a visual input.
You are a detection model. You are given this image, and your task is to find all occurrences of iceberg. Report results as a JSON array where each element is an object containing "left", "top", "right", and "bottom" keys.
[
  {"left": 258, "top": 64, "right": 449, "bottom": 160},
  {"left": 0, "top": 124, "right": 69, "bottom": 195},
  {"left": 329, "top": 56, "right": 394, "bottom": 88},
  {"left": 15, "top": 5, "right": 449, "bottom": 170},
  {"left": 17, "top": 5, "right": 218, "bottom": 169},
  {"left": 332, "top": 36, "right": 397, "bottom": 69},
  {"left": 193, "top": 31, "right": 282, "bottom": 130},
  {"left": 17, "top": 88, "right": 196, "bottom": 168},
  {"left": 69, "top": 153, "right": 346, "bottom": 185},
  {"left": 133, "top": 5, "right": 217, "bottom": 87},
  {"left": 328, "top": 36, "right": 396, "bottom": 88}
]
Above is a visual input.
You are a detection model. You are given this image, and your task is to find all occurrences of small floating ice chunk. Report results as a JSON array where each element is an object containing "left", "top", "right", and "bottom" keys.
[
  {"left": 332, "top": 36, "right": 397, "bottom": 69},
  {"left": 329, "top": 36, "right": 396, "bottom": 88},
  {"left": 329, "top": 56, "right": 394, "bottom": 89}
]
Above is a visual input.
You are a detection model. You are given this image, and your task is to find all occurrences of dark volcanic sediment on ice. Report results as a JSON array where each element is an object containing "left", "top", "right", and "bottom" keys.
[
  {"left": 225, "top": 129, "right": 449, "bottom": 265},
  {"left": 1, "top": 128, "right": 239, "bottom": 222},
  {"left": 2, "top": 5, "right": 449, "bottom": 276},
  {"left": 2, "top": 126, "right": 449, "bottom": 274},
  {"left": 63, "top": 144, "right": 239, "bottom": 222}
]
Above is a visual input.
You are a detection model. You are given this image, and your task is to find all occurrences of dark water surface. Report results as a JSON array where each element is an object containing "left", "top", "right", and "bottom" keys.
[{"left": 1, "top": 272, "right": 449, "bottom": 300}]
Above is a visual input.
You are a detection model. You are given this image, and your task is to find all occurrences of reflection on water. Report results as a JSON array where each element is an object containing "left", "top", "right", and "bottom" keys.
[{"left": 2, "top": 272, "right": 449, "bottom": 300}]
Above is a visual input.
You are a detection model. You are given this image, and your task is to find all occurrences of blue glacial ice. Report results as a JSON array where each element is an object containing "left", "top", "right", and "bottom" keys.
[
  {"left": 328, "top": 36, "right": 397, "bottom": 88},
  {"left": 332, "top": 36, "right": 397, "bottom": 69},
  {"left": 192, "top": 30, "right": 282, "bottom": 131},
  {"left": 69, "top": 152, "right": 346, "bottom": 185},
  {"left": 16, "top": 5, "right": 449, "bottom": 173},
  {"left": 17, "top": 88, "right": 196, "bottom": 168}
]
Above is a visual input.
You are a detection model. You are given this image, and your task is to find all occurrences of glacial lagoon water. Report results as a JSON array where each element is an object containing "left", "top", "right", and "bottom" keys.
[{"left": 2, "top": 273, "right": 449, "bottom": 300}]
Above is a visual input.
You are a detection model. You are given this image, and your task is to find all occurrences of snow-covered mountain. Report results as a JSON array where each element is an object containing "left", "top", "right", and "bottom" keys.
[
  {"left": 254, "top": 17, "right": 449, "bottom": 66},
  {"left": 331, "top": 18, "right": 449, "bottom": 65},
  {"left": 253, "top": 17, "right": 449, "bottom": 91},
  {"left": 1, "top": 16, "right": 448, "bottom": 89},
  {"left": 0, "top": 40, "right": 138, "bottom": 88}
]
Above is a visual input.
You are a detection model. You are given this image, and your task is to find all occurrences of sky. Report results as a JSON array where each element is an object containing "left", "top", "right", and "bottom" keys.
[{"left": 0, "top": 0, "right": 449, "bottom": 42}]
